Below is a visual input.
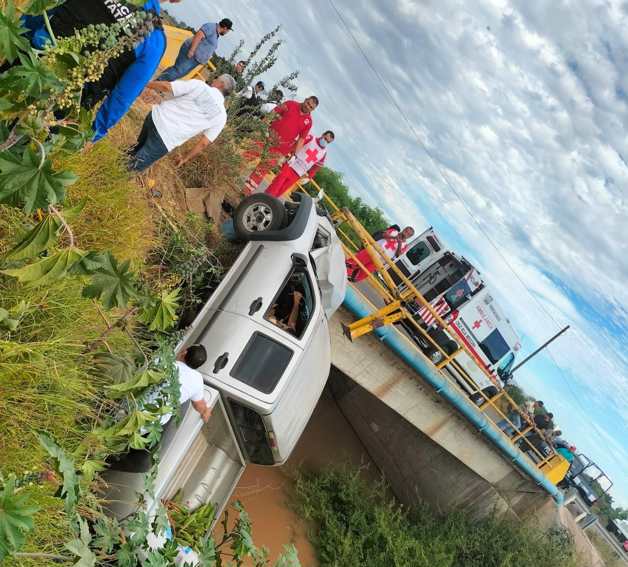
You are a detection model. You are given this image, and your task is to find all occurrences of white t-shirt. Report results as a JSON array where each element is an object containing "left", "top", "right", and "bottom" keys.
[
  {"left": 152, "top": 80, "right": 227, "bottom": 151},
  {"left": 141, "top": 361, "right": 204, "bottom": 425},
  {"left": 260, "top": 102, "right": 277, "bottom": 114}
]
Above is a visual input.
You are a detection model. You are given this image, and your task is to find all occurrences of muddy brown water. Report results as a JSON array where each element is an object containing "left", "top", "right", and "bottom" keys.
[{"left": 224, "top": 388, "right": 380, "bottom": 566}]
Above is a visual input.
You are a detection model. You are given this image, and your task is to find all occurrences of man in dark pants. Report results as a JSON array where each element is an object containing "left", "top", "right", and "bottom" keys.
[
  {"left": 157, "top": 18, "right": 233, "bottom": 81},
  {"left": 18, "top": 0, "right": 182, "bottom": 141},
  {"left": 128, "top": 73, "right": 235, "bottom": 172}
]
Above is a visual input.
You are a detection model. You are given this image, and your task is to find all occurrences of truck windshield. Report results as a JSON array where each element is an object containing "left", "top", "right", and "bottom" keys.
[
  {"left": 228, "top": 400, "right": 274, "bottom": 465},
  {"left": 478, "top": 329, "right": 511, "bottom": 365}
]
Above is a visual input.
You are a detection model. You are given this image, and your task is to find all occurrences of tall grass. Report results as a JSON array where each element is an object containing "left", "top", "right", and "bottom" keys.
[
  {"left": 59, "top": 140, "right": 156, "bottom": 265},
  {"left": 294, "top": 468, "right": 582, "bottom": 567}
]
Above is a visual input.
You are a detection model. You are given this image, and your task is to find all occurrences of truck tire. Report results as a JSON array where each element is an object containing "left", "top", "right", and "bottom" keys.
[{"left": 234, "top": 194, "right": 286, "bottom": 240}]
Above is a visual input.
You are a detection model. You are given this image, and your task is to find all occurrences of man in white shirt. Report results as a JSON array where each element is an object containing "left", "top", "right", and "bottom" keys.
[
  {"left": 106, "top": 344, "right": 211, "bottom": 472},
  {"left": 260, "top": 88, "right": 284, "bottom": 114},
  {"left": 172, "top": 344, "right": 212, "bottom": 422},
  {"left": 128, "top": 73, "right": 236, "bottom": 172}
]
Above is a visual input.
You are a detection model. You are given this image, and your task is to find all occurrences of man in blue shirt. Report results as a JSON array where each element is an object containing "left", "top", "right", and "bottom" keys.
[
  {"left": 157, "top": 18, "right": 233, "bottom": 81},
  {"left": 21, "top": 0, "right": 183, "bottom": 142}
]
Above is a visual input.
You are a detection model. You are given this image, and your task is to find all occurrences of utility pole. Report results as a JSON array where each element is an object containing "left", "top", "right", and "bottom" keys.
[{"left": 510, "top": 325, "right": 570, "bottom": 375}]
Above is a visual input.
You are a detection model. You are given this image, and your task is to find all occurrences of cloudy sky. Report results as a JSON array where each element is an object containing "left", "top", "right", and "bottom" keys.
[{"left": 167, "top": 0, "right": 628, "bottom": 506}]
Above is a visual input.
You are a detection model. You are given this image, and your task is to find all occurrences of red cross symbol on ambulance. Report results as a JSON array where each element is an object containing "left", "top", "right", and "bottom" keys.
[{"left": 472, "top": 319, "right": 482, "bottom": 330}]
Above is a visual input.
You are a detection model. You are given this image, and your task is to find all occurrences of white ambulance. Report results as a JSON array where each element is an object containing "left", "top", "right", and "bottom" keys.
[{"left": 389, "top": 230, "right": 521, "bottom": 400}]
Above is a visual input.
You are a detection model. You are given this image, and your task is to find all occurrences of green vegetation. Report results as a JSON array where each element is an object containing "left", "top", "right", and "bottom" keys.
[
  {"left": 588, "top": 531, "right": 624, "bottom": 567},
  {"left": 295, "top": 468, "right": 582, "bottom": 567},
  {"left": 0, "top": 4, "right": 302, "bottom": 562},
  {"left": 313, "top": 167, "right": 389, "bottom": 234}
]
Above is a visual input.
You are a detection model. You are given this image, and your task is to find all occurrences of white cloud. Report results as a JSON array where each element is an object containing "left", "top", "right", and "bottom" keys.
[{"left": 168, "top": 0, "right": 628, "bottom": 506}]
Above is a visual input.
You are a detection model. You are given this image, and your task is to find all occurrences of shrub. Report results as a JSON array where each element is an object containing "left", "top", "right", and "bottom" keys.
[{"left": 294, "top": 468, "right": 582, "bottom": 567}]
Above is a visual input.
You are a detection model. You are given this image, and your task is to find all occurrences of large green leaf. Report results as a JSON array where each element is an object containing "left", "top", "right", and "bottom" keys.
[
  {"left": 91, "top": 352, "right": 136, "bottom": 384},
  {"left": 64, "top": 518, "right": 96, "bottom": 567},
  {"left": 37, "top": 432, "right": 79, "bottom": 515},
  {"left": 139, "top": 288, "right": 180, "bottom": 331},
  {"left": 0, "top": 148, "right": 77, "bottom": 213},
  {"left": 81, "top": 253, "right": 138, "bottom": 310},
  {"left": 0, "top": 476, "right": 39, "bottom": 559},
  {"left": 4, "top": 216, "right": 61, "bottom": 260},
  {"left": 105, "top": 368, "right": 164, "bottom": 399},
  {"left": 23, "top": 0, "right": 68, "bottom": 15},
  {"left": 1, "top": 248, "right": 85, "bottom": 287},
  {"left": 92, "top": 515, "right": 119, "bottom": 554},
  {"left": 0, "top": 52, "right": 62, "bottom": 99},
  {"left": 0, "top": 1, "right": 30, "bottom": 64}
]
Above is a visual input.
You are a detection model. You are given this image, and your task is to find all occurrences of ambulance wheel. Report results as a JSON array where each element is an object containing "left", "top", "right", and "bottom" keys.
[{"left": 235, "top": 194, "right": 286, "bottom": 239}]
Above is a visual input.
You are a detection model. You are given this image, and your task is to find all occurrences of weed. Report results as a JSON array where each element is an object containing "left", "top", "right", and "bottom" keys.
[{"left": 294, "top": 468, "right": 582, "bottom": 567}]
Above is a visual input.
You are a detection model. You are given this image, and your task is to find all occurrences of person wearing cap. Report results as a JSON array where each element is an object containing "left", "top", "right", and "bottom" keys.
[
  {"left": 128, "top": 73, "right": 236, "bottom": 172},
  {"left": 157, "top": 17, "right": 233, "bottom": 81}
]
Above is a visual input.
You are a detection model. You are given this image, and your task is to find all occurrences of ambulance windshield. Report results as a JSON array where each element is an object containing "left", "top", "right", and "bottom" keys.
[
  {"left": 444, "top": 279, "right": 471, "bottom": 310},
  {"left": 479, "top": 329, "right": 510, "bottom": 364}
]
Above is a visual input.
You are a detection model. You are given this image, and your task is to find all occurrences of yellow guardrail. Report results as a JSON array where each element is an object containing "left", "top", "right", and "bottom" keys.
[
  {"left": 292, "top": 177, "right": 569, "bottom": 485},
  {"left": 162, "top": 25, "right": 217, "bottom": 80}
]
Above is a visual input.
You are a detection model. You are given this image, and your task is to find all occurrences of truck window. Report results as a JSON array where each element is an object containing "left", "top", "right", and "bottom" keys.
[
  {"left": 230, "top": 333, "right": 293, "bottom": 394},
  {"left": 228, "top": 400, "right": 274, "bottom": 465},
  {"left": 265, "top": 267, "right": 316, "bottom": 338},
  {"left": 478, "top": 329, "right": 510, "bottom": 365},
  {"left": 406, "top": 241, "right": 430, "bottom": 266},
  {"left": 311, "top": 227, "right": 330, "bottom": 250}
]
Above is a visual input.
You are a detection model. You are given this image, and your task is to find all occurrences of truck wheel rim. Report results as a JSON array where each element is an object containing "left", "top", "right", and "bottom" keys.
[{"left": 242, "top": 203, "right": 273, "bottom": 232}]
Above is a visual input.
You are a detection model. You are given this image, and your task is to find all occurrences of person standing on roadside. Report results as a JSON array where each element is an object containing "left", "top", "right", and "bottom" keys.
[
  {"left": 243, "top": 96, "right": 319, "bottom": 194},
  {"left": 18, "top": 0, "right": 183, "bottom": 142},
  {"left": 260, "top": 89, "right": 284, "bottom": 114},
  {"left": 157, "top": 18, "right": 233, "bottom": 81},
  {"left": 128, "top": 74, "right": 236, "bottom": 172},
  {"left": 346, "top": 226, "right": 415, "bottom": 283},
  {"left": 265, "top": 130, "right": 334, "bottom": 198}
]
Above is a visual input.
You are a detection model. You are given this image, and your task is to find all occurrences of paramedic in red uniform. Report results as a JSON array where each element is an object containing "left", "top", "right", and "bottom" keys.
[
  {"left": 244, "top": 95, "right": 319, "bottom": 193},
  {"left": 265, "top": 130, "right": 334, "bottom": 198},
  {"left": 346, "top": 226, "right": 415, "bottom": 282}
]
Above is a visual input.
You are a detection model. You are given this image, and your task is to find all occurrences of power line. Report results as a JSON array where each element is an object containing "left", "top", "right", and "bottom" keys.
[
  {"left": 326, "top": 0, "right": 628, "bottom": 451},
  {"left": 327, "top": 0, "right": 567, "bottom": 332}
]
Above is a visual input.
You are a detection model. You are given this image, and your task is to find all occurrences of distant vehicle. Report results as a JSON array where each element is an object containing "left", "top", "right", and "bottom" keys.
[
  {"left": 104, "top": 194, "right": 347, "bottom": 523},
  {"left": 606, "top": 519, "right": 628, "bottom": 548},
  {"left": 559, "top": 453, "right": 613, "bottom": 506},
  {"left": 388, "top": 228, "right": 521, "bottom": 401}
]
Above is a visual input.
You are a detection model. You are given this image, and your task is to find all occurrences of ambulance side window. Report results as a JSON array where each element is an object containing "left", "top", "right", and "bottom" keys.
[
  {"left": 479, "top": 330, "right": 510, "bottom": 365},
  {"left": 406, "top": 242, "right": 430, "bottom": 265}
]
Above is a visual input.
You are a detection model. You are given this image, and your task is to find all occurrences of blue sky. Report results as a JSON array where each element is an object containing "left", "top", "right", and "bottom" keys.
[{"left": 167, "top": 0, "right": 628, "bottom": 507}]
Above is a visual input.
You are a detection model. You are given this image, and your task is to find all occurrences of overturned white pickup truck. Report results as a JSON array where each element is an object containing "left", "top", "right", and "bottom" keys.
[{"left": 105, "top": 193, "right": 347, "bottom": 522}]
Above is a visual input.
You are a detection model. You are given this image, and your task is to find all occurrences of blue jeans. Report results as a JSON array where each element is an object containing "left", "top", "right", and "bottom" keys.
[
  {"left": 128, "top": 112, "right": 168, "bottom": 172},
  {"left": 157, "top": 40, "right": 199, "bottom": 81}
]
